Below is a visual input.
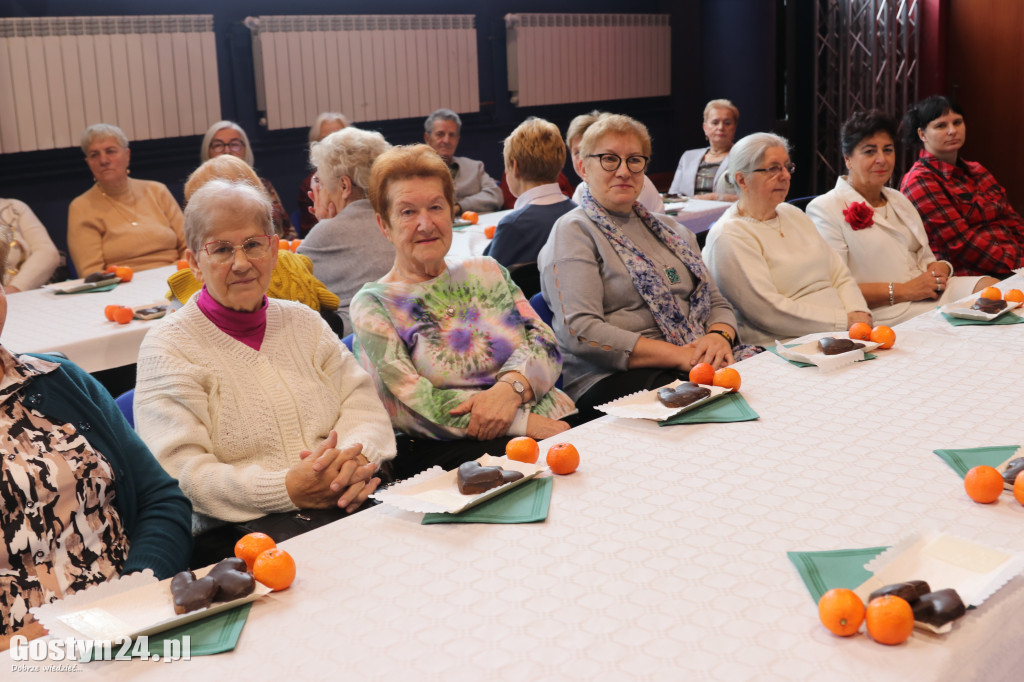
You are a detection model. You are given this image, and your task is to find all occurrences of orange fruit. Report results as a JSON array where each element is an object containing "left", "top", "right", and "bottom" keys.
[
  {"left": 688, "top": 362, "right": 715, "bottom": 386},
  {"left": 1015, "top": 472, "right": 1024, "bottom": 506},
  {"left": 506, "top": 436, "right": 539, "bottom": 464},
  {"left": 869, "top": 325, "right": 896, "bottom": 349},
  {"left": 818, "top": 588, "right": 865, "bottom": 637},
  {"left": 290, "top": 239, "right": 302, "bottom": 253},
  {"left": 1005, "top": 289, "right": 1024, "bottom": 303},
  {"left": 234, "top": 532, "right": 277, "bottom": 571},
  {"left": 253, "top": 548, "right": 296, "bottom": 591},
  {"left": 865, "top": 595, "right": 914, "bottom": 645},
  {"left": 848, "top": 322, "right": 872, "bottom": 341},
  {"left": 176, "top": 259, "right": 190, "bottom": 270},
  {"left": 546, "top": 442, "right": 580, "bottom": 475},
  {"left": 484, "top": 225, "right": 496, "bottom": 239},
  {"left": 113, "top": 307, "right": 134, "bottom": 325},
  {"left": 980, "top": 286, "right": 1002, "bottom": 300},
  {"left": 104, "top": 304, "right": 120, "bottom": 321},
  {"left": 114, "top": 265, "right": 133, "bottom": 282},
  {"left": 461, "top": 210, "right": 479, "bottom": 225},
  {"left": 964, "top": 465, "right": 1004, "bottom": 503},
  {"left": 712, "top": 367, "right": 741, "bottom": 392},
  {"left": 105, "top": 265, "right": 118, "bottom": 274},
  {"left": 278, "top": 239, "right": 291, "bottom": 250}
]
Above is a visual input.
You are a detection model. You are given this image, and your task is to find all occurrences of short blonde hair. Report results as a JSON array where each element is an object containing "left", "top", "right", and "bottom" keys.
[
  {"left": 308, "top": 112, "right": 351, "bottom": 144},
  {"left": 310, "top": 127, "right": 391, "bottom": 194},
  {"left": 565, "top": 110, "right": 605, "bottom": 150},
  {"left": 81, "top": 123, "right": 128, "bottom": 154},
  {"left": 578, "top": 114, "right": 652, "bottom": 159},
  {"left": 369, "top": 145, "right": 455, "bottom": 225},
  {"left": 704, "top": 99, "right": 739, "bottom": 122},
  {"left": 503, "top": 117, "right": 565, "bottom": 184},
  {"left": 184, "top": 155, "right": 262, "bottom": 202},
  {"left": 200, "top": 121, "right": 254, "bottom": 167}
]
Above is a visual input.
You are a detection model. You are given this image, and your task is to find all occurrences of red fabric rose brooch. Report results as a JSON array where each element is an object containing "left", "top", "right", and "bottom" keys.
[{"left": 843, "top": 201, "right": 874, "bottom": 230}]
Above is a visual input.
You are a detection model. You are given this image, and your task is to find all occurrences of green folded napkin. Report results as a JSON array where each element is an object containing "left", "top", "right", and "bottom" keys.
[
  {"left": 932, "top": 445, "right": 1021, "bottom": 478},
  {"left": 658, "top": 391, "right": 759, "bottom": 425},
  {"left": 941, "top": 312, "right": 1024, "bottom": 326},
  {"left": 767, "top": 344, "right": 877, "bottom": 368},
  {"left": 787, "top": 547, "right": 888, "bottom": 604},
  {"left": 79, "top": 603, "right": 252, "bottom": 661},
  {"left": 422, "top": 476, "right": 552, "bottom": 525}
]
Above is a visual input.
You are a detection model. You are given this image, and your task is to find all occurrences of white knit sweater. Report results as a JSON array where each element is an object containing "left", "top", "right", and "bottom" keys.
[{"left": 134, "top": 297, "right": 396, "bottom": 524}]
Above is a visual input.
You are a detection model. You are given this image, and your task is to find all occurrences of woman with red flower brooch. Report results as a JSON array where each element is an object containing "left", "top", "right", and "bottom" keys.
[
  {"left": 703, "top": 133, "right": 871, "bottom": 346},
  {"left": 807, "top": 111, "right": 996, "bottom": 326}
]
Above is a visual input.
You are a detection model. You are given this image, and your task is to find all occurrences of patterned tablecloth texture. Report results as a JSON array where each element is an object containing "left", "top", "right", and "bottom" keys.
[{"left": 7, "top": 277, "right": 1024, "bottom": 682}]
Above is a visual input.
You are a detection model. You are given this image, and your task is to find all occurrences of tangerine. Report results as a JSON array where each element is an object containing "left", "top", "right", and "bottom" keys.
[
  {"left": 290, "top": 239, "right": 302, "bottom": 253},
  {"left": 848, "top": 322, "right": 872, "bottom": 341},
  {"left": 980, "top": 286, "right": 1002, "bottom": 300},
  {"left": 506, "top": 436, "right": 539, "bottom": 464},
  {"left": 114, "top": 265, "right": 133, "bottom": 283},
  {"left": 1015, "top": 472, "right": 1024, "bottom": 506},
  {"left": 113, "top": 307, "right": 134, "bottom": 325},
  {"left": 104, "top": 304, "right": 120, "bottom": 321},
  {"left": 865, "top": 595, "right": 914, "bottom": 645},
  {"left": 712, "top": 367, "right": 741, "bottom": 392},
  {"left": 1005, "top": 289, "right": 1024, "bottom": 304},
  {"left": 964, "top": 465, "right": 1004, "bottom": 503},
  {"left": 278, "top": 239, "right": 291, "bottom": 250},
  {"left": 546, "top": 442, "right": 580, "bottom": 475},
  {"left": 105, "top": 265, "right": 118, "bottom": 274},
  {"left": 253, "top": 547, "right": 296, "bottom": 591},
  {"left": 234, "top": 532, "right": 277, "bottom": 571},
  {"left": 869, "top": 325, "right": 896, "bottom": 349},
  {"left": 484, "top": 225, "right": 496, "bottom": 239},
  {"left": 176, "top": 259, "right": 190, "bottom": 271},
  {"left": 818, "top": 588, "right": 865, "bottom": 637},
  {"left": 688, "top": 362, "right": 715, "bottom": 386},
  {"left": 461, "top": 210, "right": 479, "bottom": 225}
]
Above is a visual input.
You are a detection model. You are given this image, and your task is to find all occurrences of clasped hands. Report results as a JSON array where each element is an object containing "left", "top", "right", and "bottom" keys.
[
  {"left": 285, "top": 430, "right": 379, "bottom": 513},
  {"left": 679, "top": 331, "right": 733, "bottom": 371}
]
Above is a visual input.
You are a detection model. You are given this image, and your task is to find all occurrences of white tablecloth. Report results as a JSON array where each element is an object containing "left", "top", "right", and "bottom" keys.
[
  {"left": 3, "top": 265, "right": 176, "bottom": 372},
  {"left": 669, "top": 198, "right": 733, "bottom": 234},
  {"left": 11, "top": 277, "right": 1024, "bottom": 681}
]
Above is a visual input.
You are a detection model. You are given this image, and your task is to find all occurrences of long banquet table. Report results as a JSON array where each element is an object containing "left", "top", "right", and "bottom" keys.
[{"left": 10, "top": 275, "right": 1024, "bottom": 681}]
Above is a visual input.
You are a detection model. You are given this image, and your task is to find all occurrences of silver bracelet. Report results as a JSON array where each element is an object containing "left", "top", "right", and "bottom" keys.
[{"left": 888, "top": 282, "right": 895, "bottom": 307}]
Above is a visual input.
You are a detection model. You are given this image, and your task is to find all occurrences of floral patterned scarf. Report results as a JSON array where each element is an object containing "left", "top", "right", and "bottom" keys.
[{"left": 580, "top": 186, "right": 712, "bottom": 346}]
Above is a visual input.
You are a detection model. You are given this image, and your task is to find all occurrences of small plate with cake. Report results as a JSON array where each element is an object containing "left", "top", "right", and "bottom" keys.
[
  {"left": 774, "top": 333, "right": 882, "bottom": 371},
  {"left": 941, "top": 297, "right": 1023, "bottom": 321},
  {"left": 371, "top": 454, "right": 545, "bottom": 515},
  {"left": 594, "top": 379, "right": 733, "bottom": 421}
]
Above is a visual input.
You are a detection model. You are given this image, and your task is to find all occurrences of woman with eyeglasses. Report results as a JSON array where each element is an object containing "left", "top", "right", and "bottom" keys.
[
  {"left": 703, "top": 133, "right": 871, "bottom": 346},
  {"left": 539, "top": 114, "right": 756, "bottom": 420},
  {"left": 806, "top": 111, "right": 997, "bottom": 327},
  {"left": 134, "top": 179, "right": 395, "bottom": 543},
  {"left": 200, "top": 121, "right": 297, "bottom": 240},
  {"left": 68, "top": 123, "right": 186, "bottom": 277}
]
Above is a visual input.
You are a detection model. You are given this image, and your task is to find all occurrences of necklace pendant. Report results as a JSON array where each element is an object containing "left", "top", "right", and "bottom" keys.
[
  {"left": 131, "top": 221, "right": 138, "bottom": 226},
  {"left": 665, "top": 267, "right": 680, "bottom": 284},
  {"left": 445, "top": 305, "right": 457, "bottom": 318}
]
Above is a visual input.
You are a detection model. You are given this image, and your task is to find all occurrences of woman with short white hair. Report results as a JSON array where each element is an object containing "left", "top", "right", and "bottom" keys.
[
  {"left": 703, "top": 133, "right": 871, "bottom": 346},
  {"left": 297, "top": 112, "right": 351, "bottom": 234}
]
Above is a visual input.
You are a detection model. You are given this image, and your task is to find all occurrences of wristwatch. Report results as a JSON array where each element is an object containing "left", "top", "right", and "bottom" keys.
[{"left": 500, "top": 376, "right": 527, "bottom": 403}]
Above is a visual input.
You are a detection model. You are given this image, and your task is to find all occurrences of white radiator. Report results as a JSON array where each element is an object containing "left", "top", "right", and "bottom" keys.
[
  {"left": 505, "top": 13, "right": 671, "bottom": 107},
  {"left": 246, "top": 14, "right": 479, "bottom": 131},
  {"left": 0, "top": 15, "right": 220, "bottom": 154}
]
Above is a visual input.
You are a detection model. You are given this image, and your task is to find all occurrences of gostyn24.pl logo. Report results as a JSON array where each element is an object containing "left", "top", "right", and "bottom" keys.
[{"left": 9, "top": 635, "right": 191, "bottom": 664}]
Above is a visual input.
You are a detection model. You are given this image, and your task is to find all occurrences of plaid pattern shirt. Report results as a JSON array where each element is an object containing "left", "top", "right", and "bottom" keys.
[{"left": 899, "top": 150, "right": 1024, "bottom": 276}]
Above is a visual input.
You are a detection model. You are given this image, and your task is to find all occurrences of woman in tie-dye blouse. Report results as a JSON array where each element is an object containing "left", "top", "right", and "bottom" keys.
[{"left": 351, "top": 144, "right": 575, "bottom": 457}]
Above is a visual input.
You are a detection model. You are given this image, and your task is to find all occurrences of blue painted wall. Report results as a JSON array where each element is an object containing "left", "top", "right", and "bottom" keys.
[{"left": 0, "top": 0, "right": 782, "bottom": 259}]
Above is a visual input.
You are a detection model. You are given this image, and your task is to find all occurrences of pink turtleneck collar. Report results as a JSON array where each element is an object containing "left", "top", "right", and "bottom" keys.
[{"left": 196, "top": 287, "right": 269, "bottom": 351}]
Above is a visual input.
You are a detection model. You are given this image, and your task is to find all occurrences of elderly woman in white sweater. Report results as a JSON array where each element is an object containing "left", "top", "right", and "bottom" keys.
[
  {"left": 134, "top": 179, "right": 395, "bottom": 533},
  {"left": 703, "top": 133, "right": 871, "bottom": 346}
]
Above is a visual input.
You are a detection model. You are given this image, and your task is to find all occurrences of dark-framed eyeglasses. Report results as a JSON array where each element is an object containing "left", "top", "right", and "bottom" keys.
[
  {"left": 587, "top": 153, "right": 649, "bottom": 174},
  {"left": 210, "top": 139, "right": 247, "bottom": 154},
  {"left": 202, "top": 235, "right": 273, "bottom": 264},
  {"left": 751, "top": 162, "right": 795, "bottom": 178}
]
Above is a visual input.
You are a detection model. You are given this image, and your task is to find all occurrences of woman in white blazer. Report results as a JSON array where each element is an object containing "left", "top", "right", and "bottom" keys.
[
  {"left": 806, "top": 111, "right": 995, "bottom": 326},
  {"left": 668, "top": 99, "right": 738, "bottom": 200}
]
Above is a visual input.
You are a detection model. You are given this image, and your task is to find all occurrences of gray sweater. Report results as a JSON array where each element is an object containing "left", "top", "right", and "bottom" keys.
[
  {"left": 297, "top": 199, "right": 395, "bottom": 335},
  {"left": 538, "top": 207, "right": 737, "bottom": 399},
  {"left": 450, "top": 156, "right": 503, "bottom": 213}
]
